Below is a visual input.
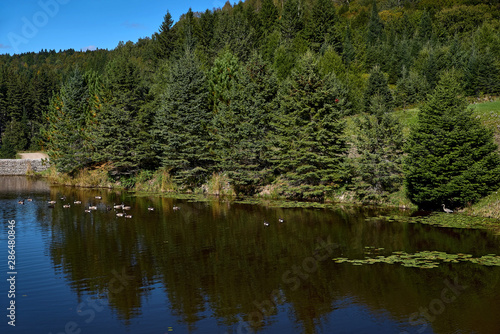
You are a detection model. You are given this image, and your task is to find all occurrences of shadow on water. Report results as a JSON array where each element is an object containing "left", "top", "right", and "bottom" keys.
[{"left": 1, "top": 177, "right": 500, "bottom": 334}]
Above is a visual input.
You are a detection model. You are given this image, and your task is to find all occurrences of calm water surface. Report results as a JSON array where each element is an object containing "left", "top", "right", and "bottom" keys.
[{"left": 1, "top": 176, "right": 500, "bottom": 334}]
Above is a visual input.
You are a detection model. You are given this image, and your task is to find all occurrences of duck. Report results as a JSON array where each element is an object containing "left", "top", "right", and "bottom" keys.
[
  {"left": 26, "top": 198, "right": 33, "bottom": 202},
  {"left": 264, "top": 221, "right": 270, "bottom": 226},
  {"left": 278, "top": 218, "right": 284, "bottom": 223},
  {"left": 84, "top": 209, "right": 91, "bottom": 213},
  {"left": 123, "top": 205, "right": 131, "bottom": 210},
  {"left": 116, "top": 212, "right": 124, "bottom": 217},
  {"left": 60, "top": 196, "right": 66, "bottom": 200},
  {"left": 88, "top": 205, "right": 98, "bottom": 210},
  {"left": 95, "top": 196, "right": 102, "bottom": 200},
  {"left": 148, "top": 207, "right": 154, "bottom": 211},
  {"left": 18, "top": 200, "right": 24, "bottom": 205},
  {"left": 113, "top": 203, "right": 123, "bottom": 209},
  {"left": 74, "top": 200, "right": 82, "bottom": 204},
  {"left": 173, "top": 206, "right": 180, "bottom": 211},
  {"left": 48, "top": 200, "right": 56, "bottom": 205},
  {"left": 124, "top": 215, "right": 133, "bottom": 219},
  {"left": 63, "top": 204, "right": 71, "bottom": 208}
]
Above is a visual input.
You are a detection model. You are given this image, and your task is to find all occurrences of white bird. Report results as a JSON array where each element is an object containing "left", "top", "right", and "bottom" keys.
[{"left": 442, "top": 204, "right": 453, "bottom": 213}]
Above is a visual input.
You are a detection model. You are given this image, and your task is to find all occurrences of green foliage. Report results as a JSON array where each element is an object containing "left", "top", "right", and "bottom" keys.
[
  {"left": 152, "top": 50, "right": 212, "bottom": 190},
  {"left": 208, "top": 50, "right": 240, "bottom": 113},
  {"left": 94, "top": 55, "right": 155, "bottom": 176},
  {"left": 363, "top": 66, "right": 393, "bottom": 112},
  {"left": 42, "top": 69, "right": 99, "bottom": 174},
  {"left": 211, "top": 53, "right": 278, "bottom": 195},
  {"left": 308, "top": 0, "right": 341, "bottom": 51},
  {"left": 280, "top": 0, "right": 304, "bottom": 41},
  {"left": 352, "top": 95, "right": 404, "bottom": 202},
  {"left": 0, "top": 118, "right": 27, "bottom": 158},
  {"left": 366, "top": 0, "right": 384, "bottom": 45},
  {"left": 394, "top": 66, "right": 430, "bottom": 109},
  {"left": 272, "top": 52, "right": 349, "bottom": 200},
  {"left": 404, "top": 71, "right": 500, "bottom": 209}
]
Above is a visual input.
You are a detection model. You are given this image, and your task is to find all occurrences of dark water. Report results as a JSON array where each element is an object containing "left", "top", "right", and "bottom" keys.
[{"left": 1, "top": 176, "right": 500, "bottom": 334}]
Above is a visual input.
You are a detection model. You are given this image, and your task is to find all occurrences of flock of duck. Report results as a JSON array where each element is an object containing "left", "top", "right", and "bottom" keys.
[{"left": 18, "top": 195, "right": 182, "bottom": 219}]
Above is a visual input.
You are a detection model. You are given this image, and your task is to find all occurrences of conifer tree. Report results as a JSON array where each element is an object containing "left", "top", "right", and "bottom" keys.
[
  {"left": 154, "top": 11, "right": 177, "bottom": 60},
  {"left": 280, "top": 0, "right": 304, "bottom": 41},
  {"left": 353, "top": 95, "right": 404, "bottom": 201},
  {"left": 0, "top": 119, "right": 27, "bottom": 158},
  {"left": 94, "top": 56, "right": 154, "bottom": 177},
  {"left": 366, "top": 0, "right": 384, "bottom": 45},
  {"left": 211, "top": 53, "right": 278, "bottom": 195},
  {"left": 273, "top": 52, "right": 349, "bottom": 200},
  {"left": 208, "top": 50, "right": 240, "bottom": 113},
  {"left": 42, "top": 69, "right": 99, "bottom": 174},
  {"left": 404, "top": 71, "right": 500, "bottom": 209},
  {"left": 307, "top": 0, "right": 341, "bottom": 52},
  {"left": 152, "top": 50, "right": 212, "bottom": 190},
  {"left": 363, "top": 66, "right": 393, "bottom": 112},
  {"left": 259, "top": 0, "right": 278, "bottom": 36}
]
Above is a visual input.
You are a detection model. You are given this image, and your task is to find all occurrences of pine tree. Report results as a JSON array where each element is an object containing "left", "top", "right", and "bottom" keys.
[
  {"left": 366, "top": 0, "right": 384, "bottom": 45},
  {"left": 404, "top": 71, "right": 500, "bottom": 209},
  {"left": 94, "top": 56, "right": 155, "bottom": 177},
  {"left": 280, "top": 0, "right": 304, "bottom": 41},
  {"left": 307, "top": 0, "right": 340, "bottom": 52},
  {"left": 273, "top": 52, "right": 349, "bottom": 200},
  {"left": 353, "top": 95, "right": 404, "bottom": 201},
  {"left": 208, "top": 50, "right": 240, "bottom": 113},
  {"left": 42, "top": 69, "right": 100, "bottom": 174},
  {"left": 259, "top": 0, "right": 278, "bottom": 36},
  {"left": 395, "top": 66, "right": 430, "bottom": 109},
  {"left": 152, "top": 50, "right": 212, "bottom": 190},
  {"left": 211, "top": 53, "right": 278, "bottom": 195},
  {"left": 363, "top": 66, "right": 393, "bottom": 112},
  {"left": 154, "top": 11, "right": 177, "bottom": 60},
  {"left": 0, "top": 119, "right": 27, "bottom": 158}
]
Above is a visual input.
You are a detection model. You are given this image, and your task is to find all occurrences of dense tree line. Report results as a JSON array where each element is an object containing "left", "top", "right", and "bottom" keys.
[{"left": 1, "top": 0, "right": 500, "bottom": 208}]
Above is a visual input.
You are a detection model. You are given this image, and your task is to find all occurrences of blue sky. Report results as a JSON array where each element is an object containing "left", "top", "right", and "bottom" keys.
[{"left": 0, "top": 0, "right": 226, "bottom": 55}]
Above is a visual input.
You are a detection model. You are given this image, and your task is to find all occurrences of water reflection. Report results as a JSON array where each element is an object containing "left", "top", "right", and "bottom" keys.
[{"left": 1, "top": 177, "right": 500, "bottom": 333}]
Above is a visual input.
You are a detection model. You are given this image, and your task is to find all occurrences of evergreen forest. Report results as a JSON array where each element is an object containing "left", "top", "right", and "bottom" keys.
[{"left": 2, "top": 0, "right": 500, "bottom": 209}]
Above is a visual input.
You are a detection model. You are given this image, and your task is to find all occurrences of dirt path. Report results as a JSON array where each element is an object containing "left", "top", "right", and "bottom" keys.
[{"left": 18, "top": 152, "right": 49, "bottom": 160}]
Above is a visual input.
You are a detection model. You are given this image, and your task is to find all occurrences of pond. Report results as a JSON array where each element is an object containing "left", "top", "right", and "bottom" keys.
[{"left": 1, "top": 176, "right": 500, "bottom": 334}]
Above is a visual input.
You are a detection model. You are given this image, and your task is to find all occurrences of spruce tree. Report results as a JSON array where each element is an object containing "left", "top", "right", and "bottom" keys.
[
  {"left": 404, "top": 71, "right": 500, "bottom": 209},
  {"left": 273, "top": 52, "right": 349, "bottom": 200},
  {"left": 363, "top": 66, "right": 393, "bottom": 112},
  {"left": 280, "top": 0, "right": 304, "bottom": 41},
  {"left": 353, "top": 95, "right": 404, "bottom": 202},
  {"left": 211, "top": 53, "right": 278, "bottom": 195},
  {"left": 152, "top": 50, "right": 212, "bottom": 190},
  {"left": 94, "top": 56, "right": 155, "bottom": 177},
  {"left": 154, "top": 11, "right": 177, "bottom": 60},
  {"left": 307, "top": 0, "right": 340, "bottom": 52},
  {"left": 42, "top": 69, "right": 98, "bottom": 174}
]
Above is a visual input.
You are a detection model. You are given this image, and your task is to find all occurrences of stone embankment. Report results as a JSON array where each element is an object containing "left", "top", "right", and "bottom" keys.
[
  {"left": 0, "top": 153, "right": 50, "bottom": 175},
  {"left": 0, "top": 159, "right": 49, "bottom": 175}
]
